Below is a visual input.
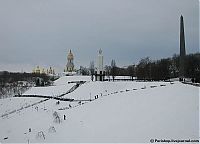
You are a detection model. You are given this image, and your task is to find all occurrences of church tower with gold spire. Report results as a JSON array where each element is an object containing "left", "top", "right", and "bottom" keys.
[{"left": 64, "top": 49, "right": 75, "bottom": 73}]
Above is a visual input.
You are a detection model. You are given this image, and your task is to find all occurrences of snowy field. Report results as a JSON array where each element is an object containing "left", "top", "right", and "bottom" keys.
[
  {"left": 53, "top": 76, "right": 91, "bottom": 85},
  {"left": 0, "top": 76, "right": 199, "bottom": 143},
  {"left": 22, "top": 76, "right": 90, "bottom": 96},
  {"left": 23, "top": 83, "right": 75, "bottom": 96}
]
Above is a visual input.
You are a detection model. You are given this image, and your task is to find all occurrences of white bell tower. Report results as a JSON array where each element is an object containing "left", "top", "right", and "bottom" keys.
[
  {"left": 97, "top": 49, "right": 103, "bottom": 73},
  {"left": 95, "top": 49, "right": 105, "bottom": 81}
]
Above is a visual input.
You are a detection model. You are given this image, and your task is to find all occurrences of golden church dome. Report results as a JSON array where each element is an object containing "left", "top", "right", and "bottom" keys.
[{"left": 67, "top": 49, "right": 74, "bottom": 60}]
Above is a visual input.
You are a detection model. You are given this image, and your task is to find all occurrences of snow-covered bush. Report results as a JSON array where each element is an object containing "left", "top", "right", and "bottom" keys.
[
  {"left": 48, "top": 126, "right": 56, "bottom": 133},
  {"left": 53, "top": 111, "right": 62, "bottom": 123},
  {"left": 36, "top": 131, "right": 45, "bottom": 140}
]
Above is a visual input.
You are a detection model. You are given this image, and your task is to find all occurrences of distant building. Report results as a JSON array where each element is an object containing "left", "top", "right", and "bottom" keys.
[
  {"left": 42, "top": 68, "right": 46, "bottom": 74},
  {"left": 47, "top": 67, "right": 55, "bottom": 75},
  {"left": 32, "top": 66, "right": 41, "bottom": 74},
  {"left": 95, "top": 49, "right": 105, "bottom": 81},
  {"left": 65, "top": 49, "right": 74, "bottom": 72},
  {"left": 32, "top": 66, "right": 55, "bottom": 75},
  {"left": 64, "top": 49, "right": 76, "bottom": 75}
]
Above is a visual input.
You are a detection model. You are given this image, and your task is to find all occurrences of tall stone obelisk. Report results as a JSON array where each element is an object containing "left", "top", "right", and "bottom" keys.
[{"left": 179, "top": 15, "right": 186, "bottom": 80}]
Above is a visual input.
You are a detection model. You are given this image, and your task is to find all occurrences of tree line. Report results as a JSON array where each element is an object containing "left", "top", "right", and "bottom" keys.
[
  {"left": 0, "top": 71, "right": 51, "bottom": 86},
  {"left": 134, "top": 53, "right": 200, "bottom": 82},
  {"left": 87, "top": 53, "right": 200, "bottom": 82},
  {"left": 0, "top": 72, "right": 55, "bottom": 98}
]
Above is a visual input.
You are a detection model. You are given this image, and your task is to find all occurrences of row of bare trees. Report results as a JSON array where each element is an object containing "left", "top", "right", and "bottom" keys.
[
  {"left": 0, "top": 72, "right": 53, "bottom": 98},
  {"left": 135, "top": 53, "right": 200, "bottom": 82},
  {"left": 88, "top": 53, "right": 200, "bottom": 82}
]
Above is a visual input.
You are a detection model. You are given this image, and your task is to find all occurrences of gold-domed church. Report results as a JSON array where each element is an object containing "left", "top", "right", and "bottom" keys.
[{"left": 64, "top": 49, "right": 75, "bottom": 74}]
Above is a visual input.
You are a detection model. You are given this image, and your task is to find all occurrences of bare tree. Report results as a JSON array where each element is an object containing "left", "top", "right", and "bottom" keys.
[
  {"left": 105, "top": 65, "right": 111, "bottom": 81},
  {"left": 111, "top": 60, "right": 117, "bottom": 81},
  {"left": 89, "top": 61, "right": 95, "bottom": 81},
  {"left": 80, "top": 66, "right": 89, "bottom": 75},
  {"left": 127, "top": 65, "right": 135, "bottom": 81}
]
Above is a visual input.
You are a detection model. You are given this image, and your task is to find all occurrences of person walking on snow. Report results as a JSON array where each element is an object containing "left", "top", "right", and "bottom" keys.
[{"left": 64, "top": 115, "right": 66, "bottom": 120}]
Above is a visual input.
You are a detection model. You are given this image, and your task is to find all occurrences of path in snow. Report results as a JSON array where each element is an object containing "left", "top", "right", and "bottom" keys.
[
  {"left": 57, "top": 82, "right": 173, "bottom": 111},
  {"left": 0, "top": 81, "right": 85, "bottom": 118}
]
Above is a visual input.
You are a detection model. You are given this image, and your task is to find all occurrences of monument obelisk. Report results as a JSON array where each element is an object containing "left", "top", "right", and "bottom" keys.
[{"left": 179, "top": 15, "right": 186, "bottom": 80}]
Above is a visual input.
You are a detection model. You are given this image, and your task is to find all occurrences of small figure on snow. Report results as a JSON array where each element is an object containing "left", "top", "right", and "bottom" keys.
[
  {"left": 64, "top": 115, "right": 66, "bottom": 120},
  {"left": 69, "top": 104, "right": 72, "bottom": 108},
  {"left": 29, "top": 128, "right": 31, "bottom": 132}
]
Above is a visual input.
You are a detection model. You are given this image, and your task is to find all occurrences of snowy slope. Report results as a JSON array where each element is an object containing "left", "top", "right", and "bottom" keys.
[
  {"left": 0, "top": 77, "right": 198, "bottom": 143},
  {"left": 53, "top": 76, "right": 91, "bottom": 85},
  {"left": 23, "top": 84, "right": 75, "bottom": 96},
  {"left": 63, "top": 81, "right": 171, "bottom": 100},
  {"left": 49, "top": 82, "right": 199, "bottom": 143},
  {"left": 22, "top": 76, "right": 84, "bottom": 96},
  {"left": 0, "top": 97, "right": 43, "bottom": 117},
  {"left": 0, "top": 76, "right": 77, "bottom": 119}
]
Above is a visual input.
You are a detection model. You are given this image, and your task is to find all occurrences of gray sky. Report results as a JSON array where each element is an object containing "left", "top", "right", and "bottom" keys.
[{"left": 0, "top": 0, "right": 199, "bottom": 72}]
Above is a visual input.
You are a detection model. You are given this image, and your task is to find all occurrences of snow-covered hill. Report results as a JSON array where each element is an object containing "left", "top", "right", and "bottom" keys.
[
  {"left": 0, "top": 76, "right": 199, "bottom": 143},
  {"left": 23, "top": 84, "right": 75, "bottom": 96},
  {"left": 53, "top": 76, "right": 91, "bottom": 85}
]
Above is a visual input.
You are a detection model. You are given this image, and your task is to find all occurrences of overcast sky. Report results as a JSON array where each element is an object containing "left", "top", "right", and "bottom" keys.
[{"left": 0, "top": 0, "right": 199, "bottom": 72}]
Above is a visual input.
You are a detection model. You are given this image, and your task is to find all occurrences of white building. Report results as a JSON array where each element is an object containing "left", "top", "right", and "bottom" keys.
[{"left": 95, "top": 49, "right": 105, "bottom": 81}]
